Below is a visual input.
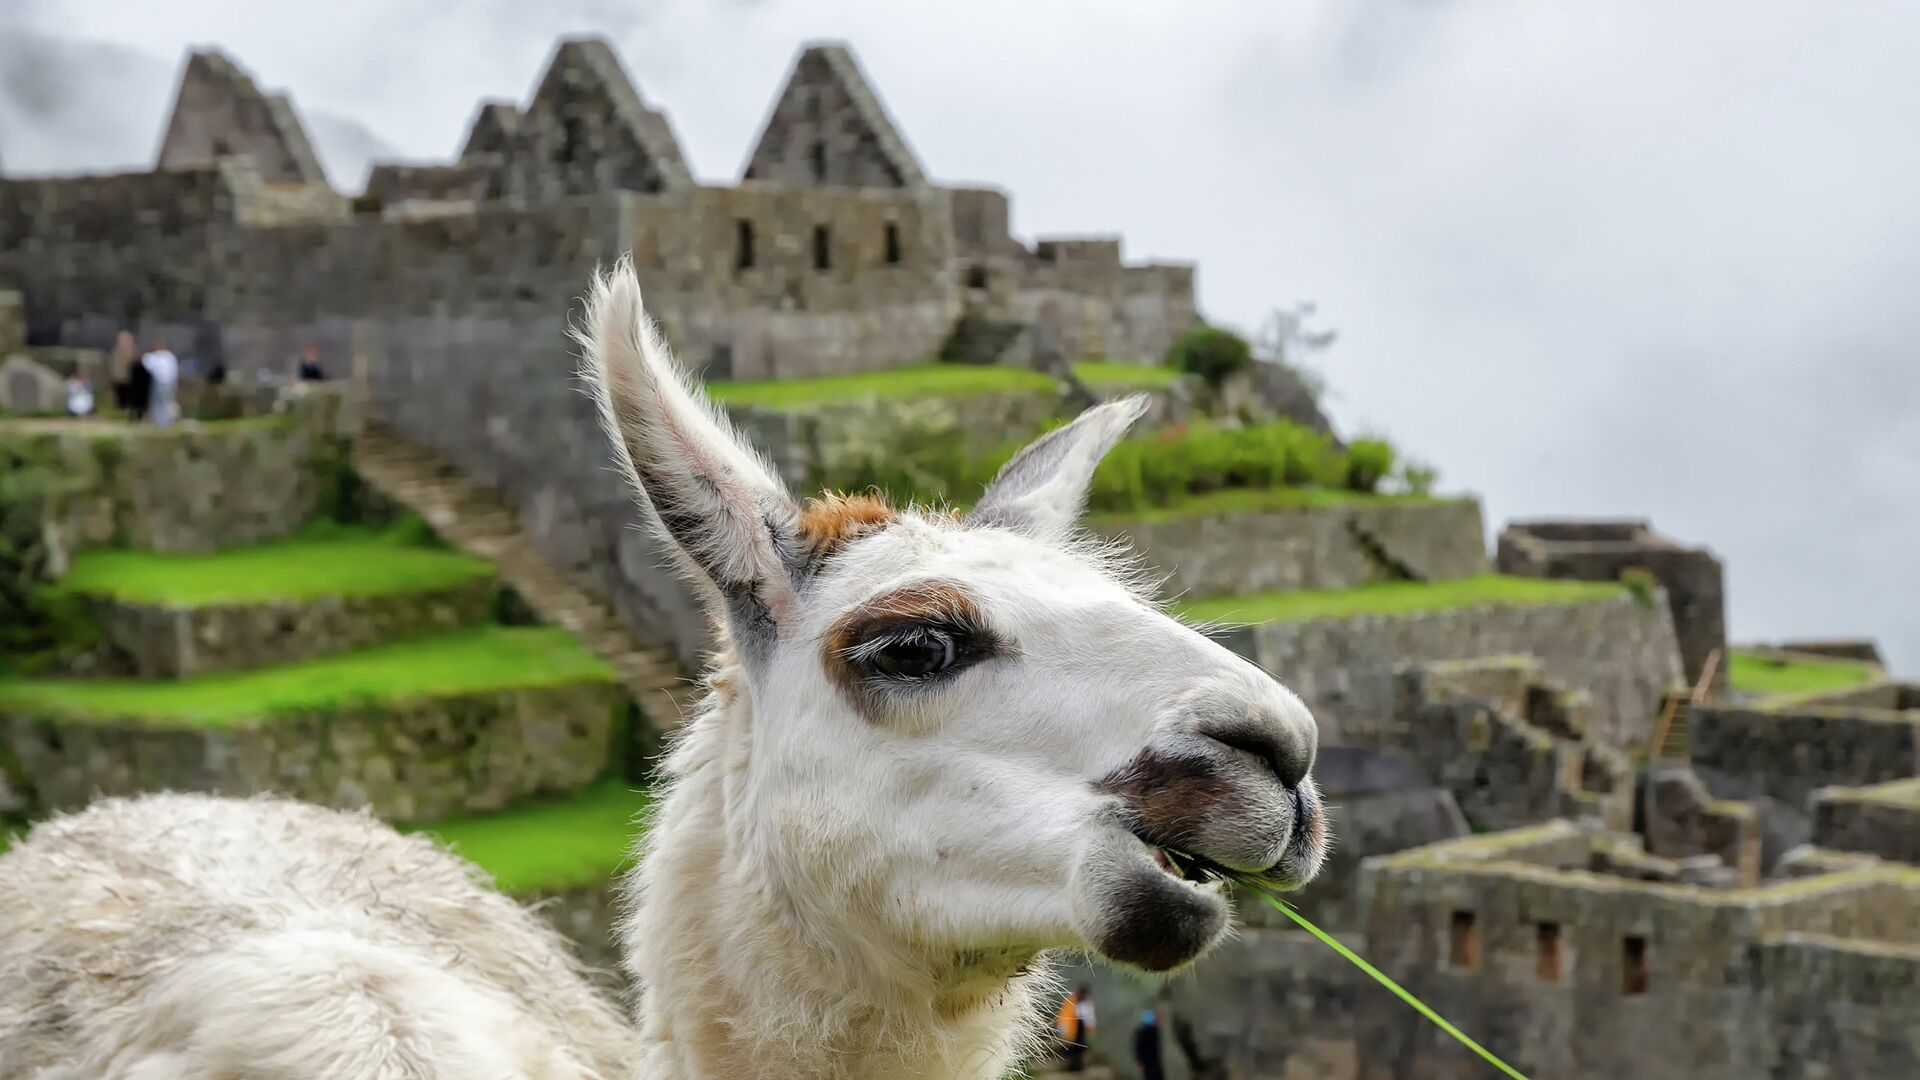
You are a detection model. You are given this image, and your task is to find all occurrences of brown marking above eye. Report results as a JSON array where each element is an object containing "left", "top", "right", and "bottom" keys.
[
  {"left": 796, "top": 493, "right": 898, "bottom": 565},
  {"left": 822, "top": 580, "right": 995, "bottom": 716}
]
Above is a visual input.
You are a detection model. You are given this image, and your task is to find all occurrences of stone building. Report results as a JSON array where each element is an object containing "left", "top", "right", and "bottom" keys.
[
  {"left": 1498, "top": 519, "right": 1727, "bottom": 691},
  {"left": 1355, "top": 820, "right": 1920, "bottom": 1079},
  {"left": 0, "top": 37, "right": 1196, "bottom": 384}
]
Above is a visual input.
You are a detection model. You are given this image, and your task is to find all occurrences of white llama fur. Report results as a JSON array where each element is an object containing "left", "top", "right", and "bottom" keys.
[
  {"left": 0, "top": 259, "right": 1326, "bottom": 1080},
  {"left": 0, "top": 793, "right": 632, "bottom": 1079}
]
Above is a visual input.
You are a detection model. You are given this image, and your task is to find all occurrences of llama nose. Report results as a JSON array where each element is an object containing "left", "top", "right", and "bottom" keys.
[{"left": 1199, "top": 690, "right": 1317, "bottom": 790}]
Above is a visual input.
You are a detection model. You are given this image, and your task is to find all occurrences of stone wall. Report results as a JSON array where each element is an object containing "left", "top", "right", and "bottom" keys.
[
  {"left": 1396, "top": 658, "right": 1635, "bottom": 834},
  {"left": 1356, "top": 824, "right": 1920, "bottom": 1080},
  {"left": 990, "top": 258, "right": 1200, "bottom": 370},
  {"left": 1214, "top": 592, "right": 1684, "bottom": 756},
  {"left": 1095, "top": 498, "right": 1486, "bottom": 601},
  {"left": 1498, "top": 519, "right": 1726, "bottom": 691},
  {"left": 743, "top": 43, "right": 926, "bottom": 189},
  {"left": 0, "top": 415, "right": 340, "bottom": 565},
  {"left": 0, "top": 681, "right": 622, "bottom": 822},
  {"left": 496, "top": 38, "right": 694, "bottom": 200},
  {"left": 1690, "top": 692, "right": 1920, "bottom": 812},
  {"left": 0, "top": 165, "right": 241, "bottom": 352},
  {"left": 0, "top": 291, "right": 23, "bottom": 354},
  {"left": 1812, "top": 778, "right": 1920, "bottom": 863},
  {"left": 1642, "top": 765, "right": 1763, "bottom": 885},
  {"left": 156, "top": 50, "right": 329, "bottom": 186},
  {"left": 77, "top": 578, "right": 497, "bottom": 678}
]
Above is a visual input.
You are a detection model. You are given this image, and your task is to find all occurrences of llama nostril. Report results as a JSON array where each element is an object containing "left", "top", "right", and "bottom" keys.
[{"left": 1204, "top": 725, "right": 1312, "bottom": 790}]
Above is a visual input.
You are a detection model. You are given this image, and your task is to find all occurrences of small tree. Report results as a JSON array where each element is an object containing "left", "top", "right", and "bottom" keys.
[
  {"left": 1253, "top": 302, "right": 1337, "bottom": 399},
  {"left": 1166, "top": 326, "right": 1254, "bottom": 387}
]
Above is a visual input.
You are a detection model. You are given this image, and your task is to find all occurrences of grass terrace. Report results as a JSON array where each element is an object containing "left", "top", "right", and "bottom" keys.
[
  {"left": 1176, "top": 574, "right": 1627, "bottom": 625},
  {"left": 1728, "top": 649, "right": 1880, "bottom": 697},
  {"left": 1069, "top": 360, "right": 1183, "bottom": 390},
  {"left": 1095, "top": 486, "right": 1449, "bottom": 523},
  {"left": 706, "top": 363, "right": 1058, "bottom": 409},
  {"left": 54, "top": 529, "right": 493, "bottom": 606},
  {"left": 704, "top": 361, "right": 1184, "bottom": 410},
  {"left": 414, "top": 778, "right": 653, "bottom": 894},
  {"left": 0, "top": 626, "right": 613, "bottom": 727}
]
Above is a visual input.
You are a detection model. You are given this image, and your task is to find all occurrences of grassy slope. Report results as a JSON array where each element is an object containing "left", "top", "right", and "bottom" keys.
[
  {"left": 703, "top": 361, "right": 1181, "bottom": 410},
  {"left": 1070, "top": 361, "right": 1182, "bottom": 389},
  {"left": 0, "top": 627, "right": 612, "bottom": 727},
  {"left": 57, "top": 536, "right": 494, "bottom": 606},
  {"left": 1177, "top": 575, "right": 1627, "bottom": 625},
  {"left": 1727, "top": 649, "right": 1878, "bottom": 696},
  {"left": 1095, "top": 486, "right": 1447, "bottom": 522},
  {"left": 415, "top": 778, "right": 652, "bottom": 894},
  {"left": 707, "top": 363, "right": 1056, "bottom": 409}
]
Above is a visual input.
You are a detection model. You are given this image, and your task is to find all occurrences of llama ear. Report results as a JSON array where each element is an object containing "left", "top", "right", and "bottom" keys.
[
  {"left": 578, "top": 259, "right": 802, "bottom": 635},
  {"left": 965, "top": 394, "right": 1149, "bottom": 540}
]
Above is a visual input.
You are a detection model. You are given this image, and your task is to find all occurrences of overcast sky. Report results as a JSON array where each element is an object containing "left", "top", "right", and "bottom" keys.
[{"left": 3, "top": 0, "right": 1916, "bottom": 670}]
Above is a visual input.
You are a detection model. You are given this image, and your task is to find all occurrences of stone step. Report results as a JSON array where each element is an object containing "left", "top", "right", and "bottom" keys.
[{"left": 352, "top": 430, "right": 693, "bottom": 726}]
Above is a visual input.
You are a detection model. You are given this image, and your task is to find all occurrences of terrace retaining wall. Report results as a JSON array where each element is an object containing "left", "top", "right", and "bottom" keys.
[
  {"left": 1214, "top": 593, "right": 1684, "bottom": 755},
  {"left": 0, "top": 681, "right": 621, "bottom": 822}
]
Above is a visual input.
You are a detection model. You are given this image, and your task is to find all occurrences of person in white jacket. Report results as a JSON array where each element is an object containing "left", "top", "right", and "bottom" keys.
[{"left": 141, "top": 341, "right": 179, "bottom": 426}]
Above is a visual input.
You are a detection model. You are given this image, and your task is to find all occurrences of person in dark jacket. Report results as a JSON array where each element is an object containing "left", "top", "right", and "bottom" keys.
[
  {"left": 125, "top": 348, "right": 153, "bottom": 421},
  {"left": 1133, "top": 1010, "right": 1165, "bottom": 1080}
]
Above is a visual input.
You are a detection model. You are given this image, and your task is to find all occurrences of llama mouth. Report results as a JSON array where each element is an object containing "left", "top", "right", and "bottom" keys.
[{"left": 1148, "top": 844, "right": 1228, "bottom": 887}]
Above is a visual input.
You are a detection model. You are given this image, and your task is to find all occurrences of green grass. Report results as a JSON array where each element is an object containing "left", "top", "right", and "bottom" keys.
[
  {"left": 1070, "top": 360, "right": 1182, "bottom": 389},
  {"left": 1176, "top": 575, "right": 1627, "bottom": 625},
  {"left": 55, "top": 532, "right": 493, "bottom": 606},
  {"left": 707, "top": 363, "right": 1057, "bottom": 409},
  {"left": 1728, "top": 649, "right": 1878, "bottom": 697},
  {"left": 0, "top": 627, "right": 613, "bottom": 727},
  {"left": 1095, "top": 486, "right": 1445, "bottom": 522},
  {"left": 413, "top": 778, "right": 652, "bottom": 894}
]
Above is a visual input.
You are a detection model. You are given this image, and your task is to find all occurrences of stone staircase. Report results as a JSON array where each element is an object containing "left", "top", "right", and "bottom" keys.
[{"left": 352, "top": 429, "right": 697, "bottom": 733}]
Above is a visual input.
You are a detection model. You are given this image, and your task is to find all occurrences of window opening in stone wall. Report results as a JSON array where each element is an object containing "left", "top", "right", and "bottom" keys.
[
  {"left": 966, "top": 264, "right": 990, "bottom": 290},
  {"left": 560, "top": 117, "right": 587, "bottom": 165},
  {"left": 1536, "top": 923, "right": 1564, "bottom": 981},
  {"left": 1449, "top": 911, "right": 1480, "bottom": 971},
  {"left": 1622, "top": 936, "right": 1649, "bottom": 994},
  {"left": 884, "top": 223, "right": 902, "bottom": 265},
  {"left": 735, "top": 220, "right": 756, "bottom": 270},
  {"left": 810, "top": 140, "right": 828, "bottom": 183},
  {"left": 813, "top": 225, "right": 832, "bottom": 271}
]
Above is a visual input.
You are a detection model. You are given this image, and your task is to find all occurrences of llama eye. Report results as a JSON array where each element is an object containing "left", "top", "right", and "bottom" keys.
[{"left": 866, "top": 629, "right": 957, "bottom": 680}]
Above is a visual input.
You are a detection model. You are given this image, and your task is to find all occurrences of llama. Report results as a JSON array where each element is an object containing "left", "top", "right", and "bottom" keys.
[{"left": 0, "top": 260, "right": 1326, "bottom": 1080}]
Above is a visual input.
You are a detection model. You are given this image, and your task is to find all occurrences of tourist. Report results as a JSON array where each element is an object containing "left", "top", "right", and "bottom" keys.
[
  {"left": 142, "top": 339, "right": 180, "bottom": 426},
  {"left": 125, "top": 348, "right": 153, "bottom": 421},
  {"left": 296, "top": 342, "right": 327, "bottom": 381},
  {"left": 1055, "top": 986, "right": 1096, "bottom": 1071},
  {"left": 64, "top": 374, "right": 94, "bottom": 418},
  {"left": 109, "top": 330, "right": 138, "bottom": 413},
  {"left": 1132, "top": 1009, "right": 1165, "bottom": 1080}
]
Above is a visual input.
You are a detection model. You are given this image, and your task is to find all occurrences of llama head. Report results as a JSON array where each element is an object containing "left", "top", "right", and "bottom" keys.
[{"left": 581, "top": 261, "right": 1325, "bottom": 978}]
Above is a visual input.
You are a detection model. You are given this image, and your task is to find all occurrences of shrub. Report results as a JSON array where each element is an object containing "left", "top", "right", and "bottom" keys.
[
  {"left": 1345, "top": 438, "right": 1396, "bottom": 493},
  {"left": 1165, "top": 326, "right": 1254, "bottom": 387},
  {"left": 1619, "top": 567, "right": 1660, "bottom": 609},
  {"left": 812, "top": 414, "right": 1408, "bottom": 516},
  {"left": 1394, "top": 458, "right": 1439, "bottom": 498}
]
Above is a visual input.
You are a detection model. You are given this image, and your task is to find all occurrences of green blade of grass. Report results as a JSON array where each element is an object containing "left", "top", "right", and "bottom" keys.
[{"left": 1245, "top": 885, "right": 1531, "bottom": 1080}]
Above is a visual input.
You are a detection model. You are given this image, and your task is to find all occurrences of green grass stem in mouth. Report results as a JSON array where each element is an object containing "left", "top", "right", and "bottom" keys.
[{"left": 1231, "top": 872, "right": 1531, "bottom": 1080}]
